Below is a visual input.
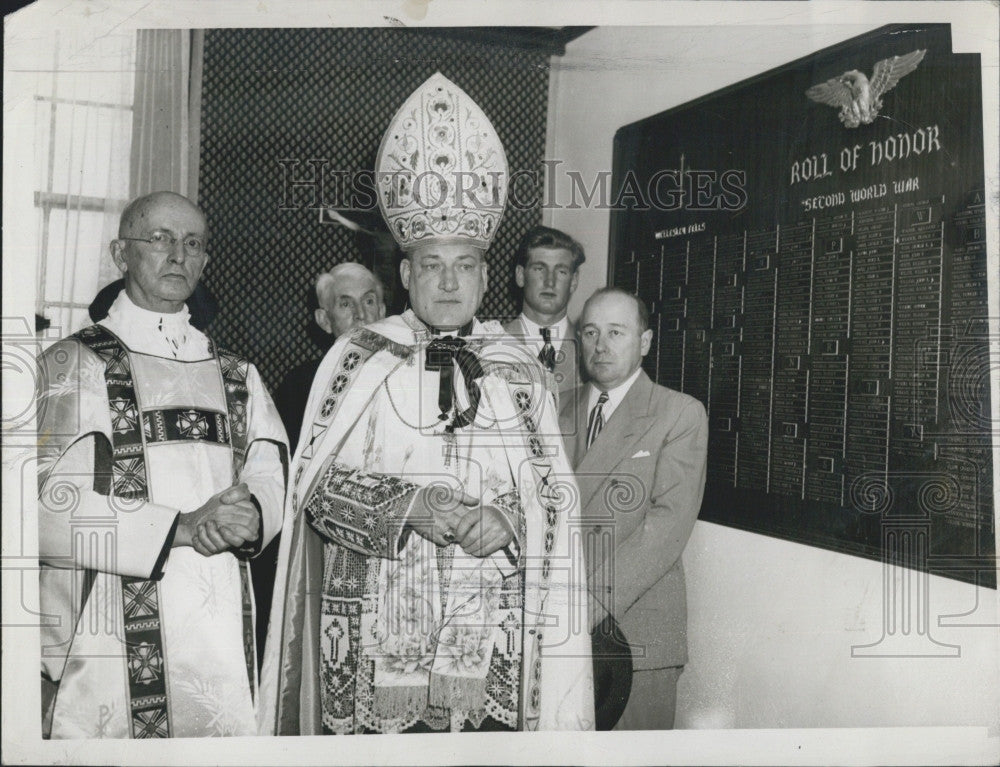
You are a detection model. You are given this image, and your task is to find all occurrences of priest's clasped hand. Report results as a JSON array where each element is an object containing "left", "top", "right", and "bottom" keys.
[
  {"left": 407, "top": 484, "right": 514, "bottom": 557},
  {"left": 177, "top": 482, "right": 261, "bottom": 556}
]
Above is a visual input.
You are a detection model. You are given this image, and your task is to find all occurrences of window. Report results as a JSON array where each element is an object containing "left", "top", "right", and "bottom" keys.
[{"left": 34, "top": 31, "right": 136, "bottom": 335}]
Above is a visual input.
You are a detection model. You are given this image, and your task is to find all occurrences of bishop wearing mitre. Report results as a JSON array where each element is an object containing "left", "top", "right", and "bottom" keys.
[{"left": 258, "top": 73, "right": 595, "bottom": 734}]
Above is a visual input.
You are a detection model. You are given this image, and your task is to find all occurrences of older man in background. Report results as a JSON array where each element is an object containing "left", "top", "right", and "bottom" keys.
[
  {"left": 37, "top": 191, "right": 288, "bottom": 738},
  {"left": 275, "top": 263, "right": 386, "bottom": 453}
]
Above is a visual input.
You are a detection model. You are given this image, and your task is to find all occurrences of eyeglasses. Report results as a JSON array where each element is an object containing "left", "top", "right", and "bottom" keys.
[{"left": 119, "top": 231, "right": 207, "bottom": 256}]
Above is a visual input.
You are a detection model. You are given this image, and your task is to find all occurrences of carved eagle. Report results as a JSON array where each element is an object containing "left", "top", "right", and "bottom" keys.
[{"left": 806, "top": 49, "right": 926, "bottom": 128}]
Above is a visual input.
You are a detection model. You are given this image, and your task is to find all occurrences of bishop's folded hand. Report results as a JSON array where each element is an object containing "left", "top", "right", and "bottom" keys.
[
  {"left": 406, "top": 483, "right": 478, "bottom": 548},
  {"left": 453, "top": 502, "right": 514, "bottom": 558}
]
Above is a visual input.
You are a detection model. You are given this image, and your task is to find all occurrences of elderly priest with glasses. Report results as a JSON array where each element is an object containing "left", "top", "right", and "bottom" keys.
[
  {"left": 37, "top": 191, "right": 288, "bottom": 738},
  {"left": 259, "top": 73, "right": 594, "bottom": 735}
]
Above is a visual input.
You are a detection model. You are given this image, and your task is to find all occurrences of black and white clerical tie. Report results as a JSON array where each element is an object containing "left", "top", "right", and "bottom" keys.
[
  {"left": 539, "top": 326, "right": 556, "bottom": 372},
  {"left": 587, "top": 391, "right": 609, "bottom": 449}
]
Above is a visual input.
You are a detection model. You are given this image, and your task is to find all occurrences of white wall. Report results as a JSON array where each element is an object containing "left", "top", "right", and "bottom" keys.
[
  {"left": 682, "top": 522, "right": 999, "bottom": 729},
  {"left": 546, "top": 24, "right": 1000, "bottom": 729}
]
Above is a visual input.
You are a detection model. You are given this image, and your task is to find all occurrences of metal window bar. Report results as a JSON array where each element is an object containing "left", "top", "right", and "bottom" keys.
[
  {"left": 39, "top": 300, "right": 100, "bottom": 309},
  {"left": 34, "top": 95, "right": 133, "bottom": 111},
  {"left": 34, "top": 192, "right": 127, "bottom": 212}
]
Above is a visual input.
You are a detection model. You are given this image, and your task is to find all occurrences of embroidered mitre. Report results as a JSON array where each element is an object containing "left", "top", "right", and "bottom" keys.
[{"left": 375, "top": 72, "right": 508, "bottom": 251}]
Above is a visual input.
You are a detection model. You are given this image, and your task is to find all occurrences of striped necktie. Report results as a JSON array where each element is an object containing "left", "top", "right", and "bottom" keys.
[
  {"left": 587, "top": 391, "right": 609, "bottom": 449},
  {"left": 538, "top": 326, "right": 556, "bottom": 372}
]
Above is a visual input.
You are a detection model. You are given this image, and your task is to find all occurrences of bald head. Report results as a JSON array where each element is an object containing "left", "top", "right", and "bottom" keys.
[
  {"left": 314, "top": 262, "right": 386, "bottom": 338},
  {"left": 119, "top": 192, "right": 207, "bottom": 240}
]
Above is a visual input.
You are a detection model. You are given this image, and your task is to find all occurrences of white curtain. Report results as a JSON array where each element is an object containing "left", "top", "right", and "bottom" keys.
[{"left": 130, "top": 29, "right": 199, "bottom": 199}]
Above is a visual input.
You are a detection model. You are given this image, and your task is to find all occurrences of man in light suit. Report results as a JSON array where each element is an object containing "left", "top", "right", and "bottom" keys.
[
  {"left": 559, "top": 287, "right": 708, "bottom": 730},
  {"left": 504, "top": 225, "right": 585, "bottom": 396}
]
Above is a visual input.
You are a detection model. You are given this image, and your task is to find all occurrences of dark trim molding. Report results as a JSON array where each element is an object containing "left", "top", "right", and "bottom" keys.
[{"left": 400, "top": 26, "right": 594, "bottom": 56}]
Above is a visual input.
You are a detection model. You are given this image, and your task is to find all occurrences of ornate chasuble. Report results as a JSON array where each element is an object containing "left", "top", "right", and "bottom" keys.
[
  {"left": 259, "top": 314, "right": 595, "bottom": 735},
  {"left": 40, "top": 326, "right": 266, "bottom": 738}
]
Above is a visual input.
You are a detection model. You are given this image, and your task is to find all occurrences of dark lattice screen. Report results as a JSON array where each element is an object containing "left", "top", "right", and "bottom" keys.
[{"left": 199, "top": 28, "right": 551, "bottom": 389}]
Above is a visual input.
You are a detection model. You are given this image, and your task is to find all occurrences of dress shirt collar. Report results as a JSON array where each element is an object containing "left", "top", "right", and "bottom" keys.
[
  {"left": 403, "top": 309, "right": 483, "bottom": 341},
  {"left": 518, "top": 313, "right": 570, "bottom": 351},
  {"left": 106, "top": 289, "right": 191, "bottom": 332},
  {"left": 429, "top": 320, "right": 475, "bottom": 338},
  {"left": 587, "top": 366, "right": 643, "bottom": 423},
  {"left": 102, "top": 288, "right": 208, "bottom": 360}
]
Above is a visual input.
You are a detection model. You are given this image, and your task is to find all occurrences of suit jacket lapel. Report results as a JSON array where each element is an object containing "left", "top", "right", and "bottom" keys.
[
  {"left": 561, "top": 319, "right": 576, "bottom": 348},
  {"left": 572, "top": 383, "right": 590, "bottom": 468},
  {"left": 554, "top": 320, "right": 578, "bottom": 390},
  {"left": 575, "top": 371, "right": 655, "bottom": 479}
]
